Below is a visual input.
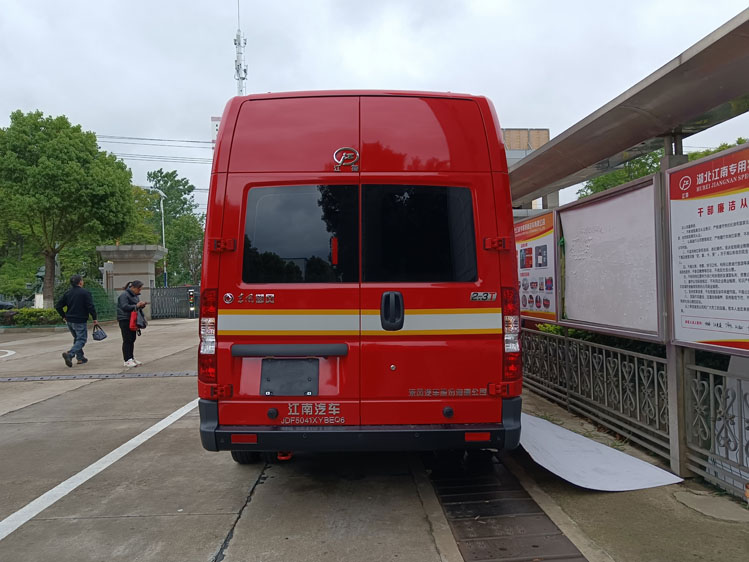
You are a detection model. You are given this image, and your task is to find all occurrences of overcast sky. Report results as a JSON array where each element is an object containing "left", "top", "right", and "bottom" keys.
[{"left": 1, "top": 0, "right": 748, "bottom": 210}]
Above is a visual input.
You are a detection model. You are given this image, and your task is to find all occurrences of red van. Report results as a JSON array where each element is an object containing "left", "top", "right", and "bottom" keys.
[{"left": 198, "top": 91, "right": 522, "bottom": 463}]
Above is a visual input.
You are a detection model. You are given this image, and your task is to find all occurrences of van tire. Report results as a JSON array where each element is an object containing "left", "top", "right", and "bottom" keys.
[{"left": 231, "top": 451, "right": 261, "bottom": 464}]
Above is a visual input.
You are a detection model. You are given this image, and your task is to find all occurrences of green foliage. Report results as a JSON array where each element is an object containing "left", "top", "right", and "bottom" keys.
[
  {"left": 167, "top": 213, "right": 204, "bottom": 285},
  {"left": 687, "top": 138, "right": 746, "bottom": 161},
  {"left": 536, "top": 323, "right": 595, "bottom": 341},
  {"left": 146, "top": 169, "right": 198, "bottom": 218},
  {"left": 58, "top": 242, "right": 102, "bottom": 282},
  {"left": 117, "top": 186, "right": 161, "bottom": 245},
  {"left": 0, "top": 235, "right": 41, "bottom": 298},
  {"left": 144, "top": 169, "right": 204, "bottom": 287},
  {"left": 576, "top": 138, "right": 748, "bottom": 200},
  {"left": 10, "top": 308, "right": 63, "bottom": 326},
  {"left": 576, "top": 150, "right": 663, "bottom": 199},
  {"left": 54, "top": 281, "right": 117, "bottom": 321},
  {"left": 0, "top": 110, "right": 135, "bottom": 306}
]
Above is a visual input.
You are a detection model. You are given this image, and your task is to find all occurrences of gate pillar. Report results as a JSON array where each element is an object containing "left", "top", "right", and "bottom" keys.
[{"left": 96, "top": 245, "right": 168, "bottom": 320}]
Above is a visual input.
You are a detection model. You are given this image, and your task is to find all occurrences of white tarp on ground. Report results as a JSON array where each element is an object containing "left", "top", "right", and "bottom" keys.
[{"left": 520, "top": 413, "right": 683, "bottom": 491}]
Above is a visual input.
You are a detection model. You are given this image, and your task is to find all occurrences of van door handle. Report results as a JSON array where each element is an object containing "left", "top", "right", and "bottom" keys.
[{"left": 380, "top": 291, "right": 404, "bottom": 331}]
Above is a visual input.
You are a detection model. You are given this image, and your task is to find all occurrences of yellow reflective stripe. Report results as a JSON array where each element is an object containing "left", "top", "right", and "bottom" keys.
[
  {"left": 220, "top": 309, "right": 358, "bottom": 315},
  {"left": 219, "top": 330, "right": 358, "bottom": 336},
  {"left": 362, "top": 329, "right": 502, "bottom": 336},
  {"left": 361, "top": 307, "right": 502, "bottom": 315}
]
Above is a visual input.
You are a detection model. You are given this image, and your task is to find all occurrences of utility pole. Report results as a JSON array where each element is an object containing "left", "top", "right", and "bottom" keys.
[{"left": 234, "top": 0, "right": 248, "bottom": 95}]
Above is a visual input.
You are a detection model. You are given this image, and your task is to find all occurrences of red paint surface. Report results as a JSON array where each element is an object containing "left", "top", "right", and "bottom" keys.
[{"left": 202, "top": 91, "right": 519, "bottom": 432}]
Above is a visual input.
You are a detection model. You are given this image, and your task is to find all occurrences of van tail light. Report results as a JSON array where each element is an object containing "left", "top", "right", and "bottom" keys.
[
  {"left": 501, "top": 287, "right": 522, "bottom": 381},
  {"left": 199, "top": 288, "right": 218, "bottom": 385}
]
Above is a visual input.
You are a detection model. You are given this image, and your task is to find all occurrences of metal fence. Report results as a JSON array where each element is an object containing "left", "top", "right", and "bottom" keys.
[
  {"left": 521, "top": 328, "right": 671, "bottom": 463},
  {"left": 522, "top": 328, "right": 749, "bottom": 498},
  {"left": 150, "top": 286, "right": 199, "bottom": 319},
  {"left": 684, "top": 363, "right": 749, "bottom": 498}
]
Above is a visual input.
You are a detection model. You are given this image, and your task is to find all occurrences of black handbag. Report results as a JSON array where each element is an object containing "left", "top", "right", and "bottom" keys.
[
  {"left": 92, "top": 324, "right": 107, "bottom": 341},
  {"left": 136, "top": 308, "right": 147, "bottom": 329}
]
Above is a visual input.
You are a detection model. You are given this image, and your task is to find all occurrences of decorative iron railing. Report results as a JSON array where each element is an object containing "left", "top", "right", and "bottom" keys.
[
  {"left": 684, "top": 363, "right": 748, "bottom": 498},
  {"left": 521, "top": 328, "right": 671, "bottom": 462}
]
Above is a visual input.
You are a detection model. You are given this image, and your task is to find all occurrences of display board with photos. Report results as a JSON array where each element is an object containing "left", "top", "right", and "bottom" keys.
[{"left": 514, "top": 212, "right": 557, "bottom": 321}]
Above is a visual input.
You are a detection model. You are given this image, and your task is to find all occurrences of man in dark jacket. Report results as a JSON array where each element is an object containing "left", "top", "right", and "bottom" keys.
[{"left": 55, "top": 274, "right": 99, "bottom": 367}]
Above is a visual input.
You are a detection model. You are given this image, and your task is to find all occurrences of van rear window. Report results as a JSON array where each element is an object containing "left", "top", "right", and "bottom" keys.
[
  {"left": 243, "top": 185, "right": 358, "bottom": 283},
  {"left": 362, "top": 185, "right": 477, "bottom": 282}
]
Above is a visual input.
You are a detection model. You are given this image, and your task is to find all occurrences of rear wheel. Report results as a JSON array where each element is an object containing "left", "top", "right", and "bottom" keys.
[{"left": 231, "top": 451, "right": 261, "bottom": 464}]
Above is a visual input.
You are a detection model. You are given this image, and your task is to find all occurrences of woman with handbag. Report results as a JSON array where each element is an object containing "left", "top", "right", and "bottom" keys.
[{"left": 117, "top": 280, "right": 148, "bottom": 368}]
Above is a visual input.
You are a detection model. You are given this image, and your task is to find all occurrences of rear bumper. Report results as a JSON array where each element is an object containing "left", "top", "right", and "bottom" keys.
[{"left": 199, "top": 397, "right": 522, "bottom": 452}]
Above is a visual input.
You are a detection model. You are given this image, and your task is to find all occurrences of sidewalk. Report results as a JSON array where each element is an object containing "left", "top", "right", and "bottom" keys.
[{"left": 507, "top": 389, "right": 749, "bottom": 562}]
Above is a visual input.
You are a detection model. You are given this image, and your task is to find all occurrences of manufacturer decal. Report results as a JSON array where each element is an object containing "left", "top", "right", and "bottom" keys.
[
  {"left": 282, "top": 402, "right": 345, "bottom": 425},
  {"left": 470, "top": 292, "right": 497, "bottom": 302},
  {"left": 228, "top": 293, "right": 275, "bottom": 305},
  {"left": 333, "top": 147, "right": 360, "bottom": 172},
  {"left": 409, "top": 388, "right": 488, "bottom": 397}
]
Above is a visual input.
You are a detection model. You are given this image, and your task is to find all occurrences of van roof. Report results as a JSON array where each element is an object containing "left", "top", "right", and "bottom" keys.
[
  {"left": 212, "top": 90, "right": 506, "bottom": 174},
  {"left": 229, "top": 89, "right": 480, "bottom": 100}
]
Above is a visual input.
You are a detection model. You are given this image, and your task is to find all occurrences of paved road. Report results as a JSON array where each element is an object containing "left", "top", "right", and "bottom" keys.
[{"left": 0, "top": 320, "right": 461, "bottom": 562}]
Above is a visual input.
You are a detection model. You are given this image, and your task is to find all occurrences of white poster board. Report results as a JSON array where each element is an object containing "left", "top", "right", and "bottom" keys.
[
  {"left": 558, "top": 180, "right": 661, "bottom": 337},
  {"left": 668, "top": 146, "right": 749, "bottom": 355}
]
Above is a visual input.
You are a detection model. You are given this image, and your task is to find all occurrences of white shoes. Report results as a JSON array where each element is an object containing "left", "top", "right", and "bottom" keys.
[
  {"left": 124, "top": 359, "right": 138, "bottom": 368},
  {"left": 133, "top": 358, "right": 143, "bottom": 365}
]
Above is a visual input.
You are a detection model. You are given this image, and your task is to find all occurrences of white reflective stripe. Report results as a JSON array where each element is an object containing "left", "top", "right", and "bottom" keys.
[
  {"left": 362, "top": 312, "right": 502, "bottom": 333},
  {"left": 218, "top": 313, "right": 359, "bottom": 333}
]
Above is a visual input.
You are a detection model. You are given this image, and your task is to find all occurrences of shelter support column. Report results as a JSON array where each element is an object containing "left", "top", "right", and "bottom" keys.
[
  {"left": 666, "top": 344, "right": 694, "bottom": 477},
  {"left": 660, "top": 139, "right": 691, "bottom": 477}
]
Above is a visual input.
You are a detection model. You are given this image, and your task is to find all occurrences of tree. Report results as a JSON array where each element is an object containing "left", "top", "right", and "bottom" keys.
[
  {"left": 576, "top": 149, "right": 663, "bottom": 199},
  {"left": 144, "top": 169, "right": 203, "bottom": 286},
  {"left": 146, "top": 169, "right": 198, "bottom": 218},
  {"left": 686, "top": 137, "right": 746, "bottom": 161},
  {"left": 576, "top": 138, "right": 748, "bottom": 200},
  {"left": 167, "top": 213, "right": 204, "bottom": 285},
  {"left": 0, "top": 110, "right": 134, "bottom": 307}
]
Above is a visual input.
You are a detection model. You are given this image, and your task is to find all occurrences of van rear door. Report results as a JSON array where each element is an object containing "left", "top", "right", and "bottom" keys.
[
  {"left": 216, "top": 95, "right": 362, "bottom": 427},
  {"left": 358, "top": 96, "right": 504, "bottom": 425}
]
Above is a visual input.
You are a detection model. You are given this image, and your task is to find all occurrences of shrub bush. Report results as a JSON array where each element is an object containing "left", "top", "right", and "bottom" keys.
[
  {"left": 0, "top": 310, "right": 18, "bottom": 326},
  {"left": 12, "top": 308, "right": 63, "bottom": 326}
]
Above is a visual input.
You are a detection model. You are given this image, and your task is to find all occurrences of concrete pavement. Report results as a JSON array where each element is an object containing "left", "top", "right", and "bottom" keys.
[
  {"left": 513, "top": 390, "right": 749, "bottom": 562},
  {"left": 2, "top": 320, "right": 748, "bottom": 561},
  {"left": 0, "top": 320, "right": 461, "bottom": 562}
]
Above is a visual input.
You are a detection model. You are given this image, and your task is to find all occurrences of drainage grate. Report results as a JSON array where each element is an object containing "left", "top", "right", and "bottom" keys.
[
  {"left": 424, "top": 451, "right": 587, "bottom": 562},
  {"left": 0, "top": 371, "right": 197, "bottom": 382}
]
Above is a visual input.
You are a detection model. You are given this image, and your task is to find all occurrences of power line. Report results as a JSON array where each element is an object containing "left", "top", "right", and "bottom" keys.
[
  {"left": 99, "top": 134, "right": 213, "bottom": 144},
  {"left": 100, "top": 139, "right": 214, "bottom": 150},
  {"left": 112, "top": 152, "right": 212, "bottom": 164}
]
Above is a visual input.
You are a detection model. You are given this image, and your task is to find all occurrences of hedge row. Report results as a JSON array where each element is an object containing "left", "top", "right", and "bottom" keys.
[{"left": 1, "top": 308, "right": 63, "bottom": 326}]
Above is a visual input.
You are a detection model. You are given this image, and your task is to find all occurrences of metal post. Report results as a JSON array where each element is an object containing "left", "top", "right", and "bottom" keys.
[
  {"left": 141, "top": 186, "right": 168, "bottom": 288},
  {"left": 159, "top": 196, "right": 167, "bottom": 287},
  {"left": 666, "top": 344, "right": 694, "bottom": 476},
  {"left": 660, "top": 142, "right": 691, "bottom": 476}
]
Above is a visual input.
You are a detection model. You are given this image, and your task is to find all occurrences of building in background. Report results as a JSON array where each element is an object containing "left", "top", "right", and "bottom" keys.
[
  {"left": 504, "top": 129, "right": 556, "bottom": 213},
  {"left": 503, "top": 128, "right": 550, "bottom": 168}
]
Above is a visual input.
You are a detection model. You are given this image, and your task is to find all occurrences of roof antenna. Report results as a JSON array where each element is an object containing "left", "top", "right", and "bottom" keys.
[{"left": 234, "top": 0, "right": 248, "bottom": 95}]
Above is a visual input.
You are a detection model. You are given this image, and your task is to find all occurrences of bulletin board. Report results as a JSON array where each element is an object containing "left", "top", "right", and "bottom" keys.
[{"left": 557, "top": 176, "right": 665, "bottom": 341}]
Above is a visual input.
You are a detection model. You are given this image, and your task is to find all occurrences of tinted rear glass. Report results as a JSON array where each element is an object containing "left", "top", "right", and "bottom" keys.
[
  {"left": 243, "top": 185, "right": 358, "bottom": 283},
  {"left": 362, "top": 185, "right": 477, "bottom": 282}
]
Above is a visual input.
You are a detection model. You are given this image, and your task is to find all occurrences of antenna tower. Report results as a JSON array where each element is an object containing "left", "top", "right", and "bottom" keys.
[{"left": 234, "top": 1, "right": 248, "bottom": 95}]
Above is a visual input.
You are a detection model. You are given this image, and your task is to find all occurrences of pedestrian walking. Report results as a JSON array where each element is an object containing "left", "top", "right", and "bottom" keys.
[
  {"left": 55, "top": 274, "right": 99, "bottom": 367},
  {"left": 117, "top": 280, "right": 147, "bottom": 368}
]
